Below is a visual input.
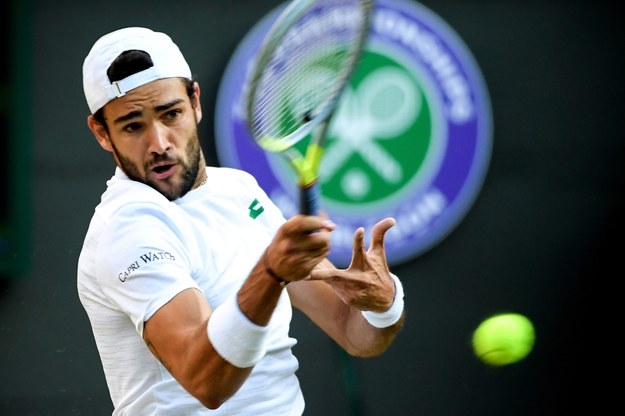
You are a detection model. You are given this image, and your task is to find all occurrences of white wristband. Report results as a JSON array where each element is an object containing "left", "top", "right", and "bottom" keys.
[
  {"left": 207, "top": 293, "right": 269, "bottom": 368},
  {"left": 362, "top": 274, "right": 405, "bottom": 328}
]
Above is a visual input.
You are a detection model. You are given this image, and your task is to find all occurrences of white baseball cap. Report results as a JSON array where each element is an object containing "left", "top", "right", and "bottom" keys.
[{"left": 82, "top": 27, "right": 192, "bottom": 114}]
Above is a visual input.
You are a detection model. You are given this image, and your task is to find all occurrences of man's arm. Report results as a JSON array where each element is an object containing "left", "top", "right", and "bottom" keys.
[
  {"left": 143, "top": 215, "right": 334, "bottom": 409},
  {"left": 143, "top": 287, "right": 253, "bottom": 409}
]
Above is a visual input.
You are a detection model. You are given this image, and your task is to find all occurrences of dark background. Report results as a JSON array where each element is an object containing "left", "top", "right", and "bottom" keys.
[{"left": 1, "top": 0, "right": 623, "bottom": 415}]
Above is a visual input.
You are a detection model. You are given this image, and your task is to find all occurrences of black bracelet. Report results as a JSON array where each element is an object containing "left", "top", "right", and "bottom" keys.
[{"left": 263, "top": 255, "right": 289, "bottom": 288}]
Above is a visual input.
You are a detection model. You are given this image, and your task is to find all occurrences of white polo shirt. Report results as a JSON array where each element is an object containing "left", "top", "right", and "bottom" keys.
[{"left": 77, "top": 166, "right": 304, "bottom": 415}]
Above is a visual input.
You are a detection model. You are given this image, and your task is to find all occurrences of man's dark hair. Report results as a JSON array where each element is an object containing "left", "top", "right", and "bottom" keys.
[{"left": 92, "top": 50, "right": 195, "bottom": 130}]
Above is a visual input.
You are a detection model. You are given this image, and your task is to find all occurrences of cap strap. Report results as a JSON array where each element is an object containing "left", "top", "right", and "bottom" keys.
[{"left": 108, "top": 66, "right": 160, "bottom": 99}]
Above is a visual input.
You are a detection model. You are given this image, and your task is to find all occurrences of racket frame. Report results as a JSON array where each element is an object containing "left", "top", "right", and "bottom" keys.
[{"left": 245, "top": 0, "right": 373, "bottom": 214}]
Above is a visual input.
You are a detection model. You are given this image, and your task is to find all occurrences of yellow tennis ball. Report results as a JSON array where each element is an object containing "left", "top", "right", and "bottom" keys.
[{"left": 472, "top": 313, "right": 535, "bottom": 366}]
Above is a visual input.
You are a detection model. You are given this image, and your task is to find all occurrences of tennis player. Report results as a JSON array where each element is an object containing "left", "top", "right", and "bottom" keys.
[{"left": 77, "top": 27, "right": 405, "bottom": 415}]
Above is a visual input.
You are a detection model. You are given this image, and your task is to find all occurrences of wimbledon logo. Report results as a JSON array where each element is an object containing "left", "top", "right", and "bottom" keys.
[{"left": 215, "top": 0, "right": 492, "bottom": 267}]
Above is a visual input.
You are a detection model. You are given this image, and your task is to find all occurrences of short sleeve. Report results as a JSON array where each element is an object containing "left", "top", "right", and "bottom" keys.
[{"left": 96, "top": 202, "right": 200, "bottom": 336}]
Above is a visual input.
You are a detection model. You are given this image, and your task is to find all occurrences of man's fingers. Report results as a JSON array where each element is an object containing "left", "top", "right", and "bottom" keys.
[
  {"left": 308, "top": 269, "right": 355, "bottom": 282},
  {"left": 368, "top": 217, "right": 396, "bottom": 252},
  {"left": 308, "top": 268, "right": 338, "bottom": 281},
  {"left": 352, "top": 227, "right": 365, "bottom": 254}
]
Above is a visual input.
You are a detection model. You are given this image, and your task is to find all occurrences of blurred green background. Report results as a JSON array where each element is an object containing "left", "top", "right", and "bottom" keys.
[{"left": 1, "top": 0, "right": 622, "bottom": 415}]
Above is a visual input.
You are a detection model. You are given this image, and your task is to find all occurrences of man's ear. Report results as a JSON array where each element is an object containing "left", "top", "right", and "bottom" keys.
[
  {"left": 87, "top": 115, "right": 114, "bottom": 153},
  {"left": 192, "top": 82, "right": 202, "bottom": 123}
]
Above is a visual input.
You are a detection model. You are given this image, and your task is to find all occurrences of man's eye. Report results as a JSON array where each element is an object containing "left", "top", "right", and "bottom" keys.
[
  {"left": 165, "top": 109, "right": 182, "bottom": 120},
  {"left": 123, "top": 122, "right": 142, "bottom": 133}
]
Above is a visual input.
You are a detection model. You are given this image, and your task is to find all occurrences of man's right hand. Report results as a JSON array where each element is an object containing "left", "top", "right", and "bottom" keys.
[{"left": 263, "top": 215, "right": 336, "bottom": 284}]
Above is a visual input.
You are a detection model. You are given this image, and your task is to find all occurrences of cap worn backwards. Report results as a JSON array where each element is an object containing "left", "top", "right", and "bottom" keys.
[{"left": 82, "top": 27, "right": 192, "bottom": 114}]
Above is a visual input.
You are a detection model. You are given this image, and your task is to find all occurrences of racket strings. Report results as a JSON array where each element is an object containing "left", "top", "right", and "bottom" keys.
[{"left": 249, "top": 0, "right": 368, "bottom": 148}]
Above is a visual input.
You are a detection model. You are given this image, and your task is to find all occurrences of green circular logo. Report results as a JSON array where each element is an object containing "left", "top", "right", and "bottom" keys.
[{"left": 215, "top": 0, "right": 492, "bottom": 266}]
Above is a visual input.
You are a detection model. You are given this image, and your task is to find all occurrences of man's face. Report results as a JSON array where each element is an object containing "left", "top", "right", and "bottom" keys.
[{"left": 92, "top": 78, "right": 203, "bottom": 200}]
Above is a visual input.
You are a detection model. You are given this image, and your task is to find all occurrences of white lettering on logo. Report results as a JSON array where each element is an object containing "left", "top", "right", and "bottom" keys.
[{"left": 373, "top": 9, "right": 474, "bottom": 124}]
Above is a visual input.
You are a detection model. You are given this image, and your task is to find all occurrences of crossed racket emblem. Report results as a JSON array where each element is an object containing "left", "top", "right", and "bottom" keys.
[{"left": 322, "top": 67, "right": 422, "bottom": 195}]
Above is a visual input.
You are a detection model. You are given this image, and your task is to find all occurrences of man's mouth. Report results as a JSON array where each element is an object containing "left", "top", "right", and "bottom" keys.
[{"left": 151, "top": 163, "right": 177, "bottom": 179}]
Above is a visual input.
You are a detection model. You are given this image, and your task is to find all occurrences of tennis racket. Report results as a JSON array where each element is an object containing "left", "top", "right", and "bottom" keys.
[{"left": 245, "top": 0, "right": 372, "bottom": 215}]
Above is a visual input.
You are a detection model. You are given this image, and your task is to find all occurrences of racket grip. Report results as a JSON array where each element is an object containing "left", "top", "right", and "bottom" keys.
[{"left": 300, "top": 181, "right": 319, "bottom": 216}]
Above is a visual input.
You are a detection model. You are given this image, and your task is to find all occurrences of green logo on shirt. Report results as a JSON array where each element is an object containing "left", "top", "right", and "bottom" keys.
[{"left": 248, "top": 199, "right": 265, "bottom": 219}]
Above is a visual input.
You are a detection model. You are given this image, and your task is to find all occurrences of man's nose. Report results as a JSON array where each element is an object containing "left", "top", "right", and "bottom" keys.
[{"left": 146, "top": 123, "right": 172, "bottom": 154}]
